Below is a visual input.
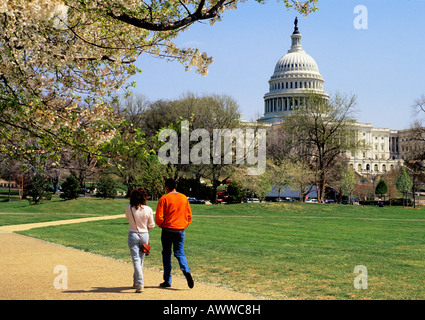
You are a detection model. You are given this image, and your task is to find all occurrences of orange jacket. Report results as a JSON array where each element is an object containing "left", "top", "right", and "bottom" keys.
[{"left": 155, "top": 192, "right": 192, "bottom": 230}]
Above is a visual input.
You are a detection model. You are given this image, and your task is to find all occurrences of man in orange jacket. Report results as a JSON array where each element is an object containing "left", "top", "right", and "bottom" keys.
[{"left": 155, "top": 178, "right": 194, "bottom": 288}]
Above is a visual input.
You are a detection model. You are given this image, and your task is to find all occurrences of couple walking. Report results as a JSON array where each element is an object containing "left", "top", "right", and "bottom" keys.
[{"left": 125, "top": 178, "right": 194, "bottom": 293}]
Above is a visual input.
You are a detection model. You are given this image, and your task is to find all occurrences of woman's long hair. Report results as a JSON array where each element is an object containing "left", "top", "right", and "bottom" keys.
[{"left": 129, "top": 188, "right": 148, "bottom": 208}]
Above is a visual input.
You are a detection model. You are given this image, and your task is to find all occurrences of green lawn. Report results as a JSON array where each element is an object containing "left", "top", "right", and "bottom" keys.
[
  {"left": 0, "top": 188, "right": 20, "bottom": 201},
  {"left": 1, "top": 199, "right": 425, "bottom": 299},
  {"left": 0, "top": 197, "right": 155, "bottom": 226}
]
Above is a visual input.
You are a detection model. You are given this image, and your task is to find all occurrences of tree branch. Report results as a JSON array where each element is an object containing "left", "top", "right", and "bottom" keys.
[{"left": 106, "top": 0, "right": 226, "bottom": 32}]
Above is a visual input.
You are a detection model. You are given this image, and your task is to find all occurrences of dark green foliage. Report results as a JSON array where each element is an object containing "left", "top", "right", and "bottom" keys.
[
  {"left": 226, "top": 182, "right": 244, "bottom": 204},
  {"left": 96, "top": 176, "right": 118, "bottom": 199},
  {"left": 60, "top": 175, "right": 82, "bottom": 200},
  {"left": 375, "top": 179, "right": 388, "bottom": 198},
  {"left": 27, "top": 174, "right": 52, "bottom": 204},
  {"left": 176, "top": 178, "right": 213, "bottom": 201}
]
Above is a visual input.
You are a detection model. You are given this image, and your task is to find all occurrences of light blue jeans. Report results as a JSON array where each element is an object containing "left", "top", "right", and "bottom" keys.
[{"left": 128, "top": 232, "right": 149, "bottom": 287}]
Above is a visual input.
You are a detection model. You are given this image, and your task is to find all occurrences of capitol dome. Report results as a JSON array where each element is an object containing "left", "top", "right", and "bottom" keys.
[
  {"left": 274, "top": 51, "right": 320, "bottom": 74},
  {"left": 261, "top": 18, "right": 329, "bottom": 123}
]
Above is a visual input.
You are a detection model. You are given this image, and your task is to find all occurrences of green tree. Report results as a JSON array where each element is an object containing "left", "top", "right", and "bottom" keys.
[
  {"left": 96, "top": 176, "right": 118, "bottom": 199},
  {"left": 339, "top": 165, "right": 357, "bottom": 204},
  {"left": 135, "top": 155, "right": 177, "bottom": 199},
  {"left": 27, "top": 174, "right": 52, "bottom": 204},
  {"left": 226, "top": 182, "right": 244, "bottom": 204},
  {"left": 60, "top": 175, "right": 82, "bottom": 200},
  {"left": 396, "top": 167, "right": 413, "bottom": 206},
  {"left": 232, "top": 167, "right": 271, "bottom": 202},
  {"left": 375, "top": 179, "right": 388, "bottom": 200},
  {"left": 103, "top": 111, "right": 153, "bottom": 196}
]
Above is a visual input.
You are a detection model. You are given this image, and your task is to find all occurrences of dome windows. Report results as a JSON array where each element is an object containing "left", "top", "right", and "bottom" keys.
[{"left": 269, "top": 80, "right": 324, "bottom": 92}]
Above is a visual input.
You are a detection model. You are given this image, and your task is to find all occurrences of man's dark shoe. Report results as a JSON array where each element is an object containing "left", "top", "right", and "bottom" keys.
[
  {"left": 184, "top": 272, "right": 194, "bottom": 289},
  {"left": 159, "top": 282, "right": 171, "bottom": 288}
]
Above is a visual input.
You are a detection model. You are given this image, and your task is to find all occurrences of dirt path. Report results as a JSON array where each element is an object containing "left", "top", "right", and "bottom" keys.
[{"left": 0, "top": 216, "right": 259, "bottom": 300}]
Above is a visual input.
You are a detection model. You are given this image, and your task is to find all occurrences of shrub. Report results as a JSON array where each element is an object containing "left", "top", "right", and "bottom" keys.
[
  {"left": 226, "top": 182, "right": 244, "bottom": 204},
  {"left": 60, "top": 175, "right": 82, "bottom": 200},
  {"left": 96, "top": 176, "right": 118, "bottom": 199},
  {"left": 27, "top": 174, "right": 52, "bottom": 204},
  {"left": 375, "top": 180, "right": 388, "bottom": 199}
]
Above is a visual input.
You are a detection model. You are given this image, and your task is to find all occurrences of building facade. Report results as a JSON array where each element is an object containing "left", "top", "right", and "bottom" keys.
[
  {"left": 346, "top": 122, "right": 402, "bottom": 175},
  {"left": 259, "top": 19, "right": 410, "bottom": 176}
]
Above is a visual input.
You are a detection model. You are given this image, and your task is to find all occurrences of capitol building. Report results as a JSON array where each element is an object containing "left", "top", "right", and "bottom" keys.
[{"left": 258, "top": 19, "right": 413, "bottom": 176}]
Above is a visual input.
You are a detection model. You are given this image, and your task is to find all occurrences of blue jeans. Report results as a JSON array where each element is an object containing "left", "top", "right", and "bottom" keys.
[
  {"left": 161, "top": 229, "right": 191, "bottom": 285},
  {"left": 128, "top": 232, "right": 149, "bottom": 287}
]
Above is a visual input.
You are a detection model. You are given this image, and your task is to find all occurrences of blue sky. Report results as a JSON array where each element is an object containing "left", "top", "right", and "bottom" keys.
[{"left": 131, "top": 0, "right": 425, "bottom": 130}]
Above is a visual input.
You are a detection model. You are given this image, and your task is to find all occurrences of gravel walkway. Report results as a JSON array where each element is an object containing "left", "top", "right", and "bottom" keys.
[{"left": 0, "top": 216, "right": 259, "bottom": 300}]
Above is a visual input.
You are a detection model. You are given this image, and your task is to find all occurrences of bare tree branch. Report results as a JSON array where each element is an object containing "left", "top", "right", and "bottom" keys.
[{"left": 106, "top": 0, "right": 226, "bottom": 32}]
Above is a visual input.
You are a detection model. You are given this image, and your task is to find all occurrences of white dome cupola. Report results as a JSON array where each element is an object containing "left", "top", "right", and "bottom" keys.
[{"left": 261, "top": 18, "right": 329, "bottom": 123}]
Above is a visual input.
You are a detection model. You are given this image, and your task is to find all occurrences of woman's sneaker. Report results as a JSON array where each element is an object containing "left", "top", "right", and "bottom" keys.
[{"left": 135, "top": 286, "right": 144, "bottom": 293}]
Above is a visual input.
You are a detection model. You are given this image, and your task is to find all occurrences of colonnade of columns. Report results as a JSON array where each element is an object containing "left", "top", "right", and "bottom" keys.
[
  {"left": 390, "top": 136, "right": 399, "bottom": 153},
  {"left": 264, "top": 97, "right": 301, "bottom": 113}
]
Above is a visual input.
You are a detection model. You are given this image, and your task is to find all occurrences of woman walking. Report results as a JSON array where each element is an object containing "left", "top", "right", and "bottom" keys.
[{"left": 126, "top": 188, "right": 155, "bottom": 293}]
